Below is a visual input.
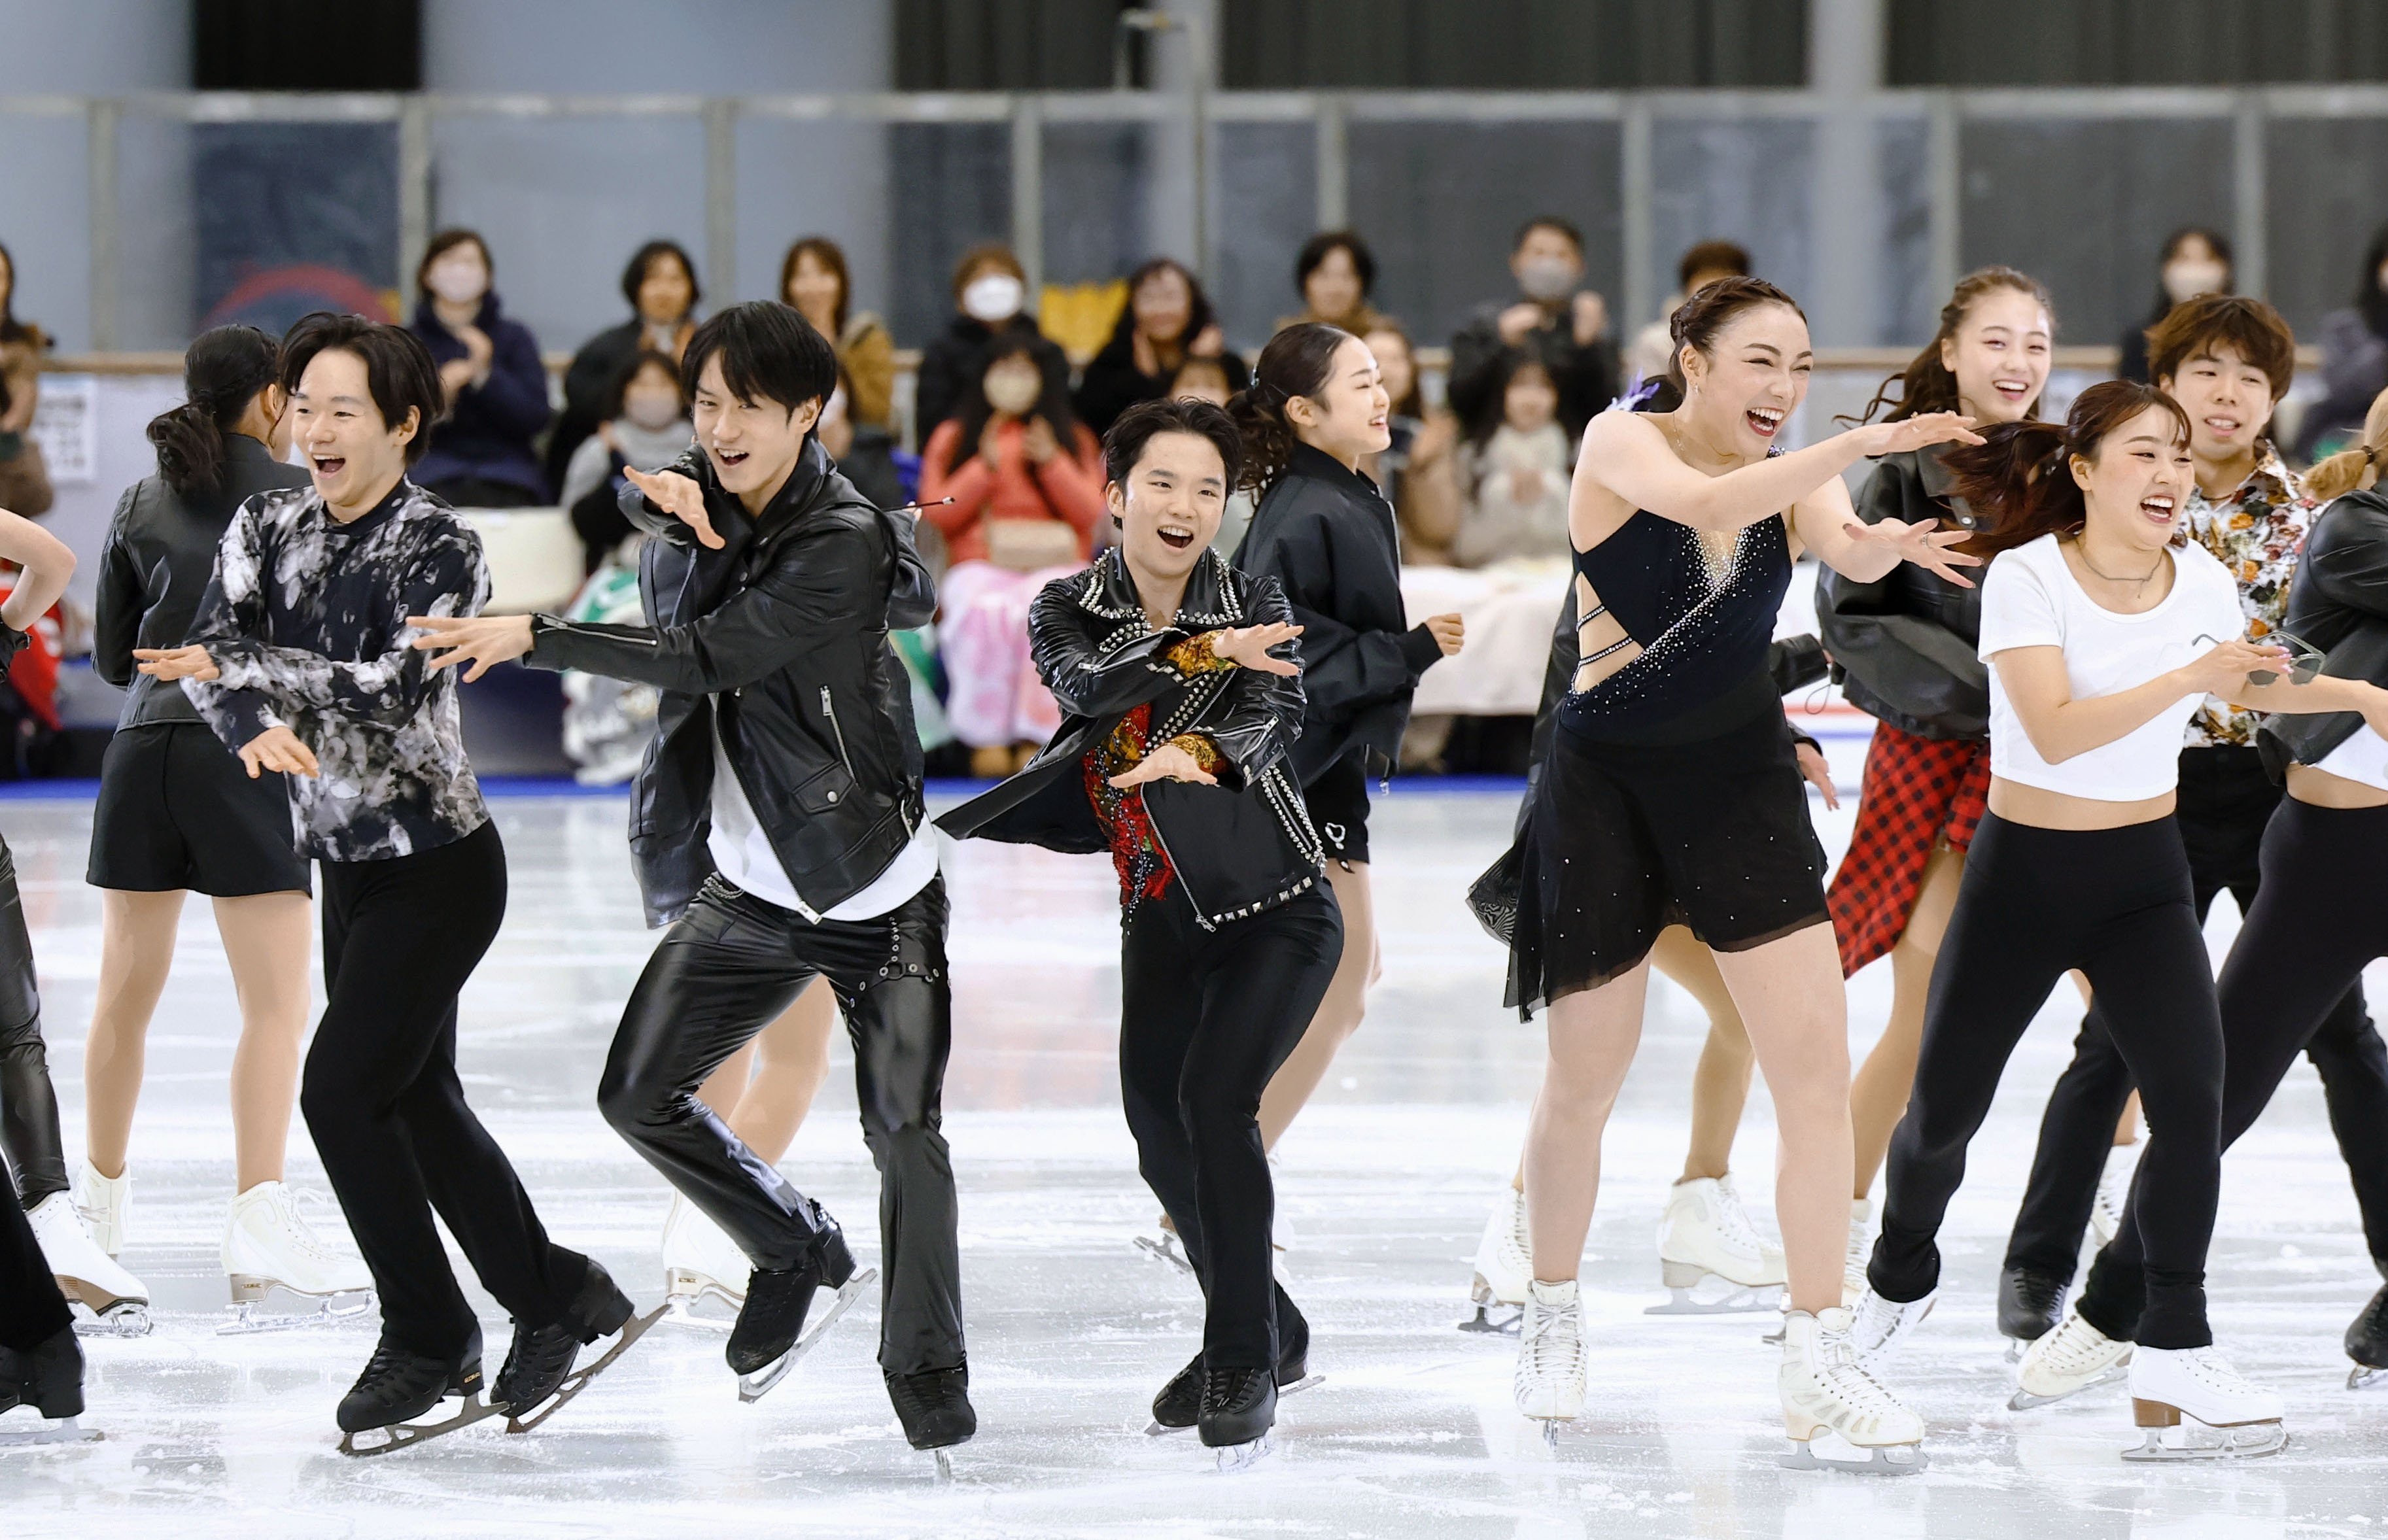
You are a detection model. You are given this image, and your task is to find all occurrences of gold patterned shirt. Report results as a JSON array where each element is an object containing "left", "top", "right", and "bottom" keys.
[{"left": 2176, "top": 445, "right": 2316, "bottom": 748}]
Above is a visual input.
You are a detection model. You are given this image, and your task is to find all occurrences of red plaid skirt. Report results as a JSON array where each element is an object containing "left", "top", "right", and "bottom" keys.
[{"left": 1826, "top": 723, "right": 1991, "bottom": 978}]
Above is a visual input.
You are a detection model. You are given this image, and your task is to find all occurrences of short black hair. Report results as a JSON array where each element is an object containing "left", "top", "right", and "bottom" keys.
[
  {"left": 621, "top": 239, "right": 701, "bottom": 313},
  {"left": 1295, "top": 230, "right": 1376, "bottom": 298},
  {"left": 1102, "top": 397, "right": 1241, "bottom": 492},
  {"left": 278, "top": 311, "right": 446, "bottom": 464},
  {"left": 1514, "top": 215, "right": 1583, "bottom": 256},
  {"left": 681, "top": 301, "right": 837, "bottom": 414}
]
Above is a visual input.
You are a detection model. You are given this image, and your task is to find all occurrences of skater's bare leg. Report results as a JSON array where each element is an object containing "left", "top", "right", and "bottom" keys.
[
  {"left": 1712, "top": 924, "right": 1856, "bottom": 1314},
  {"left": 82, "top": 890, "right": 186, "bottom": 1179},
  {"left": 214, "top": 891, "right": 313, "bottom": 1191},
  {"left": 1850, "top": 844, "right": 1964, "bottom": 1199},
  {"left": 1258, "top": 861, "right": 1376, "bottom": 1150},
  {"left": 2115, "top": 1091, "right": 2143, "bottom": 1146},
  {"left": 1521, "top": 957, "right": 1652, "bottom": 1278},
  {"left": 1657, "top": 927, "right": 1755, "bottom": 1182},
  {"left": 695, "top": 978, "right": 838, "bottom": 1166}
]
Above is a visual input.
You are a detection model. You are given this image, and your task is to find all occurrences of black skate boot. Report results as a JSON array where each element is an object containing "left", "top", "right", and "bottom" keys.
[
  {"left": 886, "top": 1362, "right": 976, "bottom": 1452},
  {"left": 1997, "top": 1267, "right": 2067, "bottom": 1346},
  {"left": 1198, "top": 1366, "right": 1276, "bottom": 1465},
  {"left": 1151, "top": 1292, "right": 1314, "bottom": 1433},
  {"left": 336, "top": 1327, "right": 496, "bottom": 1454},
  {"left": 727, "top": 1225, "right": 869, "bottom": 1402},
  {"left": 496, "top": 1256, "right": 653, "bottom": 1431},
  {"left": 0, "top": 1323, "right": 86, "bottom": 1419},
  {"left": 2345, "top": 1260, "right": 2388, "bottom": 1390}
]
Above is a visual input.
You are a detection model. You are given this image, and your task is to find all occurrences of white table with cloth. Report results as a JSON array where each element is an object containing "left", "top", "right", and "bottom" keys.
[{"left": 1399, "top": 558, "right": 1570, "bottom": 715}]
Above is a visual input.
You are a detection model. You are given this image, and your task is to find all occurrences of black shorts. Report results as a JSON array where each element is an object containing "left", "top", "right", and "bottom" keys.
[
  {"left": 88, "top": 723, "right": 311, "bottom": 897},
  {"left": 1302, "top": 756, "right": 1371, "bottom": 866}
]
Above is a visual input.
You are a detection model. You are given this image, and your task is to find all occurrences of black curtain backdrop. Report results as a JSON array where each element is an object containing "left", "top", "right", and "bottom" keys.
[
  {"left": 194, "top": 0, "right": 423, "bottom": 92},
  {"left": 1890, "top": 0, "right": 2388, "bottom": 85},
  {"left": 1218, "top": 0, "right": 1808, "bottom": 89}
]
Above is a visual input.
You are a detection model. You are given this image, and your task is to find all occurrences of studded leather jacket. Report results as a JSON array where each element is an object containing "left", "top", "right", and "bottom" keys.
[{"left": 1816, "top": 446, "right": 1990, "bottom": 742}]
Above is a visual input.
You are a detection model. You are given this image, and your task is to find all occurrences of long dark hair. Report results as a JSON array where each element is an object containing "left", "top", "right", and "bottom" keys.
[
  {"left": 0, "top": 239, "right": 33, "bottom": 346},
  {"left": 1945, "top": 379, "right": 2190, "bottom": 560},
  {"left": 778, "top": 235, "right": 851, "bottom": 336},
  {"left": 2355, "top": 222, "right": 2388, "bottom": 340},
  {"left": 1105, "top": 257, "right": 1217, "bottom": 360},
  {"left": 1663, "top": 277, "right": 1806, "bottom": 398},
  {"left": 1466, "top": 350, "right": 1554, "bottom": 448},
  {"left": 1852, "top": 266, "right": 2052, "bottom": 425},
  {"left": 1228, "top": 322, "right": 1351, "bottom": 495},
  {"left": 147, "top": 326, "right": 280, "bottom": 498},
  {"left": 952, "top": 330, "right": 1079, "bottom": 458}
]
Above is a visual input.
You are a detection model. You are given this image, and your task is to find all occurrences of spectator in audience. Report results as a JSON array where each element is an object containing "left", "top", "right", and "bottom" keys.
[
  {"left": 1277, "top": 230, "right": 1389, "bottom": 337},
  {"left": 1447, "top": 216, "right": 1619, "bottom": 443},
  {"left": 404, "top": 230, "right": 549, "bottom": 509},
  {"left": 0, "top": 241, "right": 54, "bottom": 517},
  {"left": 1362, "top": 322, "right": 1461, "bottom": 565},
  {"left": 1451, "top": 351, "right": 1572, "bottom": 567},
  {"left": 1627, "top": 239, "right": 1752, "bottom": 389},
  {"left": 914, "top": 244, "right": 1069, "bottom": 442},
  {"left": 2295, "top": 222, "right": 2388, "bottom": 464},
  {"left": 780, "top": 235, "right": 897, "bottom": 432},
  {"left": 558, "top": 349, "right": 693, "bottom": 575},
  {"left": 2119, "top": 226, "right": 2232, "bottom": 383},
  {"left": 1074, "top": 257, "right": 1249, "bottom": 436},
  {"left": 818, "top": 366, "right": 907, "bottom": 514},
  {"left": 919, "top": 331, "right": 1106, "bottom": 778},
  {"left": 547, "top": 239, "right": 702, "bottom": 496}
]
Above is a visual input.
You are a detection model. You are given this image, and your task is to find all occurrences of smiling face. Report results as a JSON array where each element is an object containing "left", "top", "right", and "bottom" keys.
[
  {"left": 1941, "top": 285, "right": 2051, "bottom": 424},
  {"left": 291, "top": 347, "right": 417, "bottom": 513},
  {"left": 1678, "top": 301, "right": 1810, "bottom": 457},
  {"left": 1109, "top": 430, "right": 1228, "bottom": 586},
  {"left": 637, "top": 253, "right": 695, "bottom": 328},
  {"left": 1287, "top": 337, "right": 1392, "bottom": 463},
  {"left": 691, "top": 354, "right": 820, "bottom": 507},
  {"left": 784, "top": 251, "right": 842, "bottom": 334},
  {"left": 2158, "top": 341, "right": 2276, "bottom": 464},
  {"left": 1304, "top": 247, "right": 1363, "bottom": 322},
  {"left": 1132, "top": 266, "right": 1193, "bottom": 343},
  {"left": 2071, "top": 404, "right": 2194, "bottom": 555}
]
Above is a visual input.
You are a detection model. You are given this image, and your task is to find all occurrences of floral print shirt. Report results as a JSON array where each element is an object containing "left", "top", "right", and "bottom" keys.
[
  {"left": 1081, "top": 636, "right": 1231, "bottom": 911},
  {"left": 2176, "top": 444, "right": 2315, "bottom": 748}
]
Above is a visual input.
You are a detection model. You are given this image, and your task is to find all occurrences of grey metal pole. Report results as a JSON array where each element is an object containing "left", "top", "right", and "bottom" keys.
[
  {"left": 1010, "top": 95, "right": 1043, "bottom": 296},
  {"left": 1620, "top": 98, "right": 1654, "bottom": 336},
  {"left": 704, "top": 98, "right": 738, "bottom": 301},
  {"left": 1315, "top": 94, "right": 1348, "bottom": 232},
  {"left": 397, "top": 95, "right": 432, "bottom": 310},
  {"left": 1807, "top": 0, "right": 1886, "bottom": 345},
  {"left": 2232, "top": 92, "right": 2267, "bottom": 301},
  {"left": 86, "top": 98, "right": 118, "bottom": 352}
]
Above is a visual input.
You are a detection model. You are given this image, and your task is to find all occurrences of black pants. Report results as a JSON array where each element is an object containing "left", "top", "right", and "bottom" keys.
[
  {"left": 0, "top": 1173, "right": 69, "bottom": 1350},
  {"left": 1870, "top": 813, "right": 2224, "bottom": 1349},
  {"left": 597, "top": 876, "right": 962, "bottom": 1377},
  {"left": 2078, "top": 797, "right": 2388, "bottom": 1339},
  {"left": 0, "top": 836, "right": 63, "bottom": 1209},
  {"left": 1120, "top": 885, "right": 1341, "bottom": 1370},
  {"left": 2005, "top": 747, "right": 2388, "bottom": 1281},
  {"left": 302, "top": 820, "right": 584, "bottom": 1356}
]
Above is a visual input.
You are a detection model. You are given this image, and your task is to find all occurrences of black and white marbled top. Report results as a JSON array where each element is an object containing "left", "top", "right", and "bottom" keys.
[{"left": 186, "top": 478, "right": 491, "bottom": 863}]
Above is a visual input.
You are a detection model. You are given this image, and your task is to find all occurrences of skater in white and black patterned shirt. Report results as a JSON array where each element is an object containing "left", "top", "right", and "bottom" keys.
[{"left": 142, "top": 313, "right": 645, "bottom": 1450}]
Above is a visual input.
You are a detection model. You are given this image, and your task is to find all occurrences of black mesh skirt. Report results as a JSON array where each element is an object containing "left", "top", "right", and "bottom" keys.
[{"left": 1468, "top": 697, "right": 1829, "bottom": 1018}]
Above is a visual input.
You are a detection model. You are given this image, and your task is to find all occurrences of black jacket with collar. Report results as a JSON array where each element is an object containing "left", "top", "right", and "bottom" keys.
[
  {"left": 95, "top": 434, "right": 311, "bottom": 728},
  {"left": 524, "top": 436, "right": 937, "bottom": 927},
  {"left": 1815, "top": 447, "right": 1990, "bottom": 742},
  {"left": 937, "top": 547, "right": 1326, "bottom": 931},
  {"left": 2262, "top": 488, "right": 2388, "bottom": 778},
  {"left": 1234, "top": 442, "right": 1442, "bottom": 785}
]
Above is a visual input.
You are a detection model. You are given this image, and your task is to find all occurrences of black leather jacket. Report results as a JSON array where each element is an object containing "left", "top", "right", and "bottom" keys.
[
  {"left": 939, "top": 547, "right": 1325, "bottom": 931},
  {"left": 2262, "top": 488, "right": 2388, "bottom": 778},
  {"left": 525, "top": 437, "right": 937, "bottom": 927},
  {"left": 1816, "top": 448, "right": 1990, "bottom": 742}
]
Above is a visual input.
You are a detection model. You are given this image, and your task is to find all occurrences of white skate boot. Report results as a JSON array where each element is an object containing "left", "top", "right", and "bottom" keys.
[
  {"left": 1647, "top": 1174, "right": 1784, "bottom": 1315},
  {"left": 1848, "top": 1286, "right": 1935, "bottom": 1367},
  {"left": 1514, "top": 1278, "right": 1586, "bottom": 1447},
  {"left": 1778, "top": 1306, "right": 1928, "bottom": 1475},
  {"left": 659, "top": 1192, "right": 752, "bottom": 1327},
  {"left": 1843, "top": 1198, "right": 1874, "bottom": 1306},
  {"left": 1461, "top": 1186, "right": 1530, "bottom": 1334},
  {"left": 27, "top": 1193, "right": 150, "bottom": 1337},
  {"left": 2011, "top": 1302, "right": 2132, "bottom": 1409},
  {"left": 2124, "top": 1345, "right": 2286, "bottom": 1461},
  {"left": 220, "top": 1181, "right": 375, "bottom": 1333},
  {"left": 2088, "top": 1140, "right": 2140, "bottom": 1249},
  {"left": 72, "top": 1163, "right": 130, "bottom": 1258}
]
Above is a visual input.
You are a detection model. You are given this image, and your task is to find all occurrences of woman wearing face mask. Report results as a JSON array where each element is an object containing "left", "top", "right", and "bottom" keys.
[
  {"left": 914, "top": 246, "right": 1070, "bottom": 443},
  {"left": 559, "top": 351, "right": 695, "bottom": 575},
  {"left": 2118, "top": 228, "right": 2232, "bottom": 384},
  {"left": 1817, "top": 266, "right": 2054, "bottom": 1301},
  {"left": 548, "top": 240, "right": 702, "bottom": 498},
  {"left": 920, "top": 332, "right": 1107, "bottom": 778},
  {"left": 1275, "top": 232, "right": 1388, "bottom": 339},
  {"left": 1075, "top": 258, "right": 1251, "bottom": 438},
  {"left": 404, "top": 230, "right": 551, "bottom": 509},
  {"left": 2293, "top": 224, "right": 2388, "bottom": 464},
  {"left": 780, "top": 236, "right": 896, "bottom": 433}
]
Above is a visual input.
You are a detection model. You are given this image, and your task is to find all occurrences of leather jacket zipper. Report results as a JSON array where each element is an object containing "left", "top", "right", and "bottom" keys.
[
  {"left": 540, "top": 616, "right": 659, "bottom": 646},
  {"left": 820, "top": 685, "right": 856, "bottom": 777},
  {"left": 1137, "top": 800, "right": 1213, "bottom": 932}
]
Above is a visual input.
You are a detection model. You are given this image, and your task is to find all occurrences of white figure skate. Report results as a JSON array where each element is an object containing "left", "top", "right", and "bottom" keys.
[
  {"left": 220, "top": 1181, "right": 376, "bottom": 1333},
  {"left": 1778, "top": 1306, "right": 1928, "bottom": 1475},
  {"left": 1461, "top": 1186, "right": 1530, "bottom": 1334},
  {"left": 1848, "top": 1286, "right": 1935, "bottom": 1367},
  {"left": 1646, "top": 1174, "right": 1784, "bottom": 1315},
  {"left": 2089, "top": 1141, "right": 2141, "bottom": 1250},
  {"left": 27, "top": 1193, "right": 149, "bottom": 1337},
  {"left": 2124, "top": 1346, "right": 2286, "bottom": 1461},
  {"left": 659, "top": 1193, "right": 751, "bottom": 1328},
  {"left": 1513, "top": 1278, "right": 1585, "bottom": 1449},
  {"left": 71, "top": 1163, "right": 130, "bottom": 1258},
  {"left": 2011, "top": 1303, "right": 2132, "bottom": 1409}
]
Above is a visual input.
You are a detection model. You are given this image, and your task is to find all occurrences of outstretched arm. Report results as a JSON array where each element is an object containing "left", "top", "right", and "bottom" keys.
[{"left": 1788, "top": 471, "right": 1981, "bottom": 588}]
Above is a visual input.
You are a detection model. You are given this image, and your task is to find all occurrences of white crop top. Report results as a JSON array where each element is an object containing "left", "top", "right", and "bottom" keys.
[{"left": 1977, "top": 534, "right": 2244, "bottom": 802}]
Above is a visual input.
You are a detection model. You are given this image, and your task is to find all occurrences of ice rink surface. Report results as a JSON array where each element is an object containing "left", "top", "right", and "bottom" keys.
[{"left": 4, "top": 763, "right": 2386, "bottom": 1539}]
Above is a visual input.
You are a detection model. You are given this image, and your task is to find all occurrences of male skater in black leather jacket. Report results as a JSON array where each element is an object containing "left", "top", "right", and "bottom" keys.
[{"left": 409, "top": 302, "right": 971, "bottom": 1453}]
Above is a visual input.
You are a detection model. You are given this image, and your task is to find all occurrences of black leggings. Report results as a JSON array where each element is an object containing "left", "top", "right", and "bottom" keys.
[
  {"left": 2080, "top": 797, "right": 2388, "bottom": 1339},
  {"left": 1120, "top": 885, "right": 1341, "bottom": 1370},
  {"left": 2005, "top": 747, "right": 2388, "bottom": 1280},
  {"left": 1870, "top": 812, "right": 2224, "bottom": 1350},
  {"left": 302, "top": 820, "right": 585, "bottom": 1357},
  {"left": 0, "top": 836, "right": 63, "bottom": 1210},
  {"left": 0, "top": 1170, "right": 69, "bottom": 1350}
]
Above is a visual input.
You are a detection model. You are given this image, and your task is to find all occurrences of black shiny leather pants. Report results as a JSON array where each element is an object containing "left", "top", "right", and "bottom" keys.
[{"left": 0, "top": 836, "right": 65, "bottom": 1210}]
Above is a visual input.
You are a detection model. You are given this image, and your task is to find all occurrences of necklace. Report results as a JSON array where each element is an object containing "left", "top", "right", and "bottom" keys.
[{"left": 2070, "top": 538, "right": 2165, "bottom": 590}]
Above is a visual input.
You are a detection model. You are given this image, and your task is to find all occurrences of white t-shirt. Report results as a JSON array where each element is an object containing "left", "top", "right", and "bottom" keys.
[
  {"left": 1977, "top": 533, "right": 2244, "bottom": 802},
  {"left": 2313, "top": 725, "right": 2388, "bottom": 793},
  {"left": 708, "top": 722, "right": 942, "bottom": 921}
]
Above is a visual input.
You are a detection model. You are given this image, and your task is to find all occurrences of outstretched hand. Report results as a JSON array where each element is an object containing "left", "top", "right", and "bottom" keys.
[
  {"left": 1211, "top": 621, "right": 1302, "bottom": 676},
  {"left": 1107, "top": 742, "right": 1217, "bottom": 789},
  {"left": 133, "top": 644, "right": 220, "bottom": 682},
  {"left": 623, "top": 466, "right": 721, "bottom": 549},
  {"left": 1859, "top": 411, "right": 1984, "bottom": 458},
  {"left": 409, "top": 613, "right": 534, "bottom": 681},
  {"left": 1843, "top": 515, "right": 1982, "bottom": 588}
]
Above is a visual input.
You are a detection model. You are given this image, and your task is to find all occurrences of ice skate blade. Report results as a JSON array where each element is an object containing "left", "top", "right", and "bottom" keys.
[
  {"left": 736, "top": 1268, "right": 876, "bottom": 1405},
  {"left": 1459, "top": 1301, "right": 1522, "bottom": 1335},
  {"left": 659, "top": 1293, "right": 738, "bottom": 1331},
  {"left": 2122, "top": 1418, "right": 2285, "bottom": 1462},
  {"left": 506, "top": 1303, "right": 667, "bottom": 1433},
  {"left": 1212, "top": 1431, "right": 1275, "bottom": 1473},
  {"left": 67, "top": 1300, "right": 151, "bottom": 1339},
  {"left": 2349, "top": 1363, "right": 2388, "bottom": 1392},
  {"left": 1645, "top": 1281, "right": 1782, "bottom": 1316},
  {"left": 1778, "top": 1432, "right": 1928, "bottom": 1476},
  {"left": 2009, "top": 1362, "right": 2128, "bottom": 1411},
  {"left": 933, "top": 1448, "right": 954, "bottom": 1482},
  {"left": 1147, "top": 1373, "right": 1321, "bottom": 1437},
  {"left": 337, "top": 1393, "right": 504, "bottom": 1456},
  {"left": 1134, "top": 1233, "right": 1195, "bottom": 1277},
  {"left": 218, "top": 1286, "right": 377, "bottom": 1336},
  {"left": 0, "top": 1415, "right": 103, "bottom": 1447},
  {"left": 659, "top": 1270, "right": 742, "bottom": 1329}
]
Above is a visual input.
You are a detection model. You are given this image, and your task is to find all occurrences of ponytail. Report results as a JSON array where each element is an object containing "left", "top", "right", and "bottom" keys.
[
  {"left": 1945, "top": 379, "right": 2189, "bottom": 558},
  {"left": 146, "top": 325, "right": 280, "bottom": 498},
  {"left": 1849, "top": 266, "right": 2052, "bottom": 427},
  {"left": 1230, "top": 322, "right": 1350, "bottom": 496},
  {"left": 2306, "top": 385, "right": 2388, "bottom": 502}
]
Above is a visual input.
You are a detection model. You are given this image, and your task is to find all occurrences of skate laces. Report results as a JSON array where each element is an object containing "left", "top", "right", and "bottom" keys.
[
  {"left": 1710, "top": 1179, "right": 1767, "bottom": 1257},
  {"left": 2173, "top": 1346, "right": 2257, "bottom": 1395},
  {"left": 1812, "top": 1324, "right": 1907, "bottom": 1420},
  {"left": 2038, "top": 1312, "right": 2117, "bottom": 1373},
  {"left": 269, "top": 1188, "right": 346, "bottom": 1267},
  {"left": 1520, "top": 1293, "right": 1583, "bottom": 1380}
]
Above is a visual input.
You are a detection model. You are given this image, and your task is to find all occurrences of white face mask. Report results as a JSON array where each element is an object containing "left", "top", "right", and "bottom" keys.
[
  {"left": 426, "top": 256, "right": 488, "bottom": 308},
  {"left": 1516, "top": 255, "right": 1578, "bottom": 304},
  {"left": 2162, "top": 260, "right": 2227, "bottom": 304},
  {"left": 962, "top": 273, "right": 1024, "bottom": 324},
  {"left": 983, "top": 367, "right": 1041, "bottom": 417},
  {"left": 623, "top": 390, "right": 682, "bottom": 432}
]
